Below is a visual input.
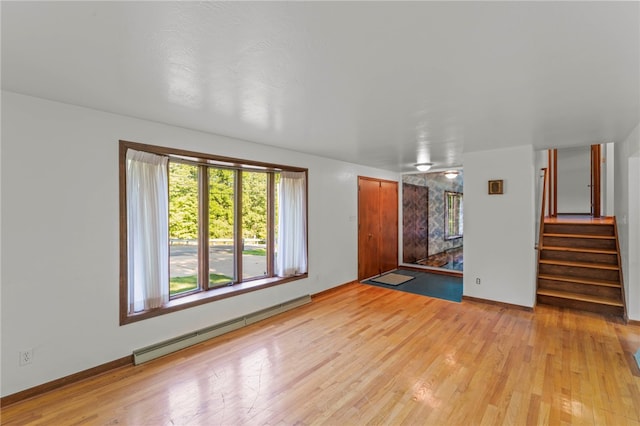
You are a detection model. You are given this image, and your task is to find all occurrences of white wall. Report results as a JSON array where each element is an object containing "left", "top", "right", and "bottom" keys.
[
  {"left": 0, "top": 91, "right": 399, "bottom": 396},
  {"left": 463, "top": 145, "right": 536, "bottom": 307},
  {"left": 0, "top": 89, "right": 3, "bottom": 394},
  {"left": 628, "top": 155, "right": 639, "bottom": 321},
  {"left": 556, "top": 146, "right": 591, "bottom": 214},
  {"left": 615, "top": 122, "right": 640, "bottom": 321}
]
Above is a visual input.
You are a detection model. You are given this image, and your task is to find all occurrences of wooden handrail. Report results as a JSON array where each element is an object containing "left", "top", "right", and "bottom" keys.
[
  {"left": 535, "top": 167, "right": 549, "bottom": 298},
  {"left": 537, "top": 167, "right": 548, "bottom": 251}
]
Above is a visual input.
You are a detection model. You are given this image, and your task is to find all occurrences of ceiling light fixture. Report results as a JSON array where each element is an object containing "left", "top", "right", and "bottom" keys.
[
  {"left": 444, "top": 170, "right": 459, "bottom": 179},
  {"left": 415, "top": 163, "right": 433, "bottom": 172}
]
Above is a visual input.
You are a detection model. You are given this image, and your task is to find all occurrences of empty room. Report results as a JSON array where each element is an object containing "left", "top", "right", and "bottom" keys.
[{"left": 2, "top": 1, "right": 640, "bottom": 424}]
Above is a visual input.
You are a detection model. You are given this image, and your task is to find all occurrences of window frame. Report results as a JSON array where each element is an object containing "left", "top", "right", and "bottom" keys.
[
  {"left": 444, "top": 191, "right": 463, "bottom": 240},
  {"left": 119, "top": 140, "right": 308, "bottom": 325}
]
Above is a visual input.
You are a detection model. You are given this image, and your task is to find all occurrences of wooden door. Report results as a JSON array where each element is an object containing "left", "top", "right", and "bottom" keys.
[
  {"left": 379, "top": 180, "right": 399, "bottom": 273},
  {"left": 358, "top": 177, "right": 398, "bottom": 280},
  {"left": 402, "top": 183, "right": 428, "bottom": 263},
  {"left": 358, "top": 178, "right": 380, "bottom": 280}
]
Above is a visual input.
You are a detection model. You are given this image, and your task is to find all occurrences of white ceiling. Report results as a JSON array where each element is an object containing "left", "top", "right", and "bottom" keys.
[{"left": 2, "top": 1, "right": 639, "bottom": 172}]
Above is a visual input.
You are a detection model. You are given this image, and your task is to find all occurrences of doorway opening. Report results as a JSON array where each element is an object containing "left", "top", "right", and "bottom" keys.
[
  {"left": 401, "top": 170, "right": 463, "bottom": 273},
  {"left": 546, "top": 144, "right": 608, "bottom": 218}
]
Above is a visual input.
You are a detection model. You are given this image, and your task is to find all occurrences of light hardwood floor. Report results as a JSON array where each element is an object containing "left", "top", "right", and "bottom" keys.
[{"left": 3, "top": 282, "right": 640, "bottom": 425}]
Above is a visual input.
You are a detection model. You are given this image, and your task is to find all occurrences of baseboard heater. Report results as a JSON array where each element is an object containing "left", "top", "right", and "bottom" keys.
[{"left": 133, "top": 295, "right": 311, "bottom": 365}]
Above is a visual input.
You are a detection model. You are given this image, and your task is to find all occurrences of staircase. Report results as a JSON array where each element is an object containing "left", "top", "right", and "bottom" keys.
[{"left": 536, "top": 218, "right": 625, "bottom": 317}]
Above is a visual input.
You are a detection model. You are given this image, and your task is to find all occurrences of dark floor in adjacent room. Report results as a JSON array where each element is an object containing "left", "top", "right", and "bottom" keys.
[{"left": 363, "top": 269, "right": 463, "bottom": 302}]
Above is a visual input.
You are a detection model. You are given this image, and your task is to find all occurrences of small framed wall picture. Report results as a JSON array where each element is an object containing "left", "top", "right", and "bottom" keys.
[{"left": 488, "top": 179, "right": 503, "bottom": 195}]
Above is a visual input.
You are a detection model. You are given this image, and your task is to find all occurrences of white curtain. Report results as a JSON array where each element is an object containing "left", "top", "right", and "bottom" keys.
[
  {"left": 276, "top": 171, "right": 307, "bottom": 277},
  {"left": 126, "top": 149, "right": 169, "bottom": 313}
]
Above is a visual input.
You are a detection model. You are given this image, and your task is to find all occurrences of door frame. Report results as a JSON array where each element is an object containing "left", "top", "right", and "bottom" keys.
[
  {"left": 547, "top": 144, "right": 601, "bottom": 217},
  {"left": 590, "top": 144, "right": 601, "bottom": 217}
]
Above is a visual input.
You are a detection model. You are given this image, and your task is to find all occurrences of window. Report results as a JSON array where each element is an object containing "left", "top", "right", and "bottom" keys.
[
  {"left": 169, "top": 162, "right": 202, "bottom": 296},
  {"left": 120, "top": 141, "right": 308, "bottom": 324},
  {"left": 444, "top": 191, "right": 463, "bottom": 240}
]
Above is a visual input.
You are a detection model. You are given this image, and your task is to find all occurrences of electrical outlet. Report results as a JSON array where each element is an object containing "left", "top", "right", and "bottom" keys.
[
  {"left": 476, "top": 278, "right": 481, "bottom": 285},
  {"left": 19, "top": 349, "right": 33, "bottom": 366}
]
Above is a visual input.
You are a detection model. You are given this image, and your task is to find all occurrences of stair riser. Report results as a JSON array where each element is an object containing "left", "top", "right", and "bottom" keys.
[
  {"left": 537, "top": 219, "right": 624, "bottom": 318},
  {"left": 537, "top": 295, "right": 624, "bottom": 317},
  {"left": 543, "top": 223, "right": 615, "bottom": 236},
  {"left": 537, "top": 279, "right": 622, "bottom": 299},
  {"left": 539, "top": 250, "right": 618, "bottom": 265},
  {"left": 538, "top": 264, "right": 619, "bottom": 281},
  {"left": 542, "top": 236, "right": 616, "bottom": 250}
]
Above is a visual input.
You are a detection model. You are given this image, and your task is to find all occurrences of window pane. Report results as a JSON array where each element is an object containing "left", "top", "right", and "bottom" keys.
[
  {"left": 445, "top": 191, "right": 463, "bottom": 240},
  {"left": 273, "top": 173, "right": 280, "bottom": 267},
  {"left": 169, "top": 162, "right": 199, "bottom": 296},
  {"left": 209, "top": 168, "right": 235, "bottom": 288},
  {"left": 242, "top": 171, "right": 267, "bottom": 279}
]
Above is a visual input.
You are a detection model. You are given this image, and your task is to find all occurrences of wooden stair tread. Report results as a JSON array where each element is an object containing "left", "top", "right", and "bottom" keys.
[
  {"left": 544, "top": 222, "right": 614, "bottom": 226},
  {"left": 538, "top": 274, "right": 621, "bottom": 288},
  {"left": 539, "top": 217, "right": 624, "bottom": 317},
  {"left": 543, "top": 233, "right": 615, "bottom": 240},
  {"left": 537, "top": 289, "right": 624, "bottom": 307},
  {"left": 541, "top": 246, "right": 617, "bottom": 255},
  {"left": 538, "top": 259, "right": 619, "bottom": 270}
]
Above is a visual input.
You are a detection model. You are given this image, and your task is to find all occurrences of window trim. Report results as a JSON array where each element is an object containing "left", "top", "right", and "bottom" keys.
[
  {"left": 119, "top": 140, "right": 308, "bottom": 325},
  {"left": 444, "top": 191, "right": 463, "bottom": 240}
]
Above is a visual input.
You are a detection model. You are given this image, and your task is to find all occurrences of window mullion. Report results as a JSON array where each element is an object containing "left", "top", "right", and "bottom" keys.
[
  {"left": 165, "top": 159, "right": 171, "bottom": 299},
  {"left": 267, "top": 172, "right": 275, "bottom": 277},
  {"left": 234, "top": 170, "right": 242, "bottom": 283},
  {"left": 199, "top": 165, "right": 209, "bottom": 290}
]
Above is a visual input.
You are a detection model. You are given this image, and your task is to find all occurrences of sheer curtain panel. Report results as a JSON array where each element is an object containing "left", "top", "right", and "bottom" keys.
[
  {"left": 276, "top": 171, "right": 307, "bottom": 277},
  {"left": 126, "top": 149, "right": 169, "bottom": 312}
]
